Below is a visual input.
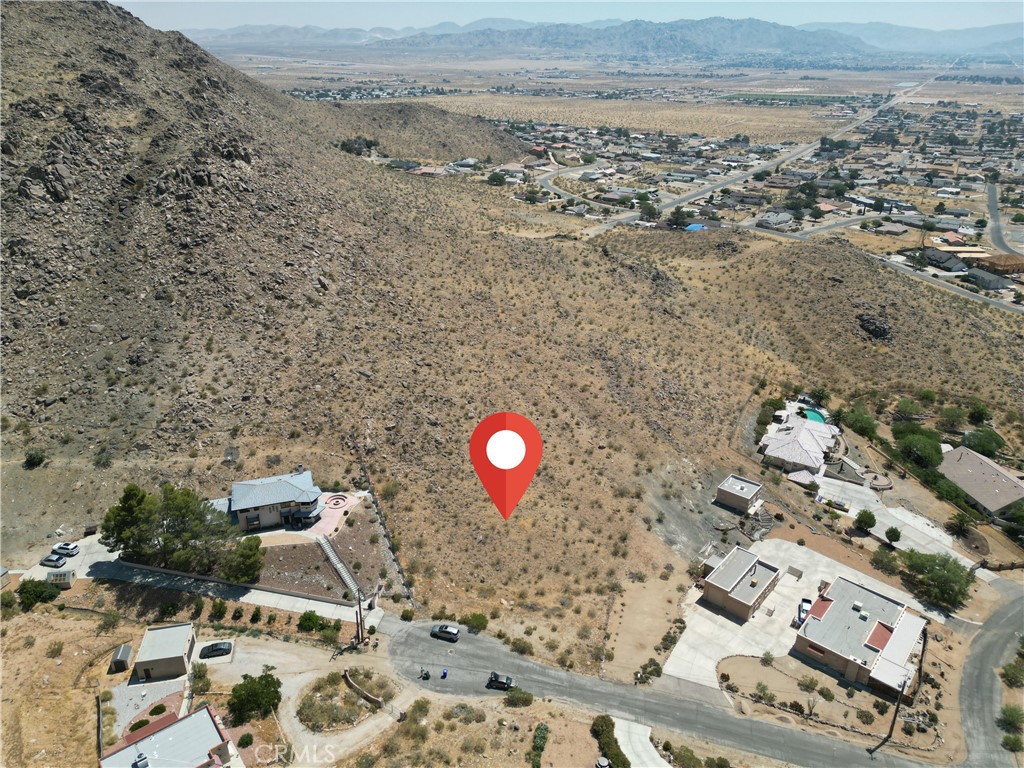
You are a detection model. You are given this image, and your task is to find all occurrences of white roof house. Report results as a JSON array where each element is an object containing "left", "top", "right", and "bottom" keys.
[
  {"left": 760, "top": 417, "right": 839, "bottom": 474},
  {"left": 100, "top": 705, "right": 243, "bottom": 768}
]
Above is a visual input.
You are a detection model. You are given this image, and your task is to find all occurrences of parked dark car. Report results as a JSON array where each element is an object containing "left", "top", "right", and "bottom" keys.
[
  {"left": 40, "top": 554, "right": 66, "bottom": 569},
  {"left": 486, "top": 672, "right": 515, "bottom": 690},
  {"left": 430, "top": 624, "right": 460, "bottom": 643},
  {"left": 199, "top": 641, "right": 232, "bottom": 659}
]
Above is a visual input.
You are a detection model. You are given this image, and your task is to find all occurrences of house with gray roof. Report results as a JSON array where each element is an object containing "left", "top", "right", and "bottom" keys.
[
  {"left": 756, "top": 211, "right": 794, "bottom": 231},
  {"left": 794, "top": 577, "right": 926, "bottom": 700},
  {"left": 100, "top": 705, "right": 243, "bottom": 768},
  {"left": 701, "top": 545, "right": 781, "bottom": 621},
  {"left": 211, "top": 470, "right": 324, "bottom": 531},
  {"left": 134, "top": 623, "right": 196, "bottom": 681},
  {"left": 939, "top": 446, "right": 1024, "bottom": 518},
  {"left": 966, "top": 268, "right": 1012, "bottom": 291}
]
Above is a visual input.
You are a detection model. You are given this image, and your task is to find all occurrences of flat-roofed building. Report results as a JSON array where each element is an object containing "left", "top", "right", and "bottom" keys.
[
  {"left": 134, "top": 623, "right": 196, "bottom": 682},
  {"left": 939, "top": 446, "right": 1024, "bottom": 517},
  {"left": 794, "top": 577, "right": 926, "bottom": 699},
  {"left": 100, "top": 705, "right": 244, "bottom": 768},
  {"left": 702, "top": 546, "right": 781, "bottom": 621},
  {"left": 715, "top": 475, "right": 764, "bottom": 513}
]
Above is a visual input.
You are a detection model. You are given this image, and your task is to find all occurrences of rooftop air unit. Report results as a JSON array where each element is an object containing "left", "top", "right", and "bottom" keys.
[
  {"left": 852, "top": 601, "right": 863, "bottom": 612},
  {"left": 859, "top": 611, "right": 870, "bottom": 621}
]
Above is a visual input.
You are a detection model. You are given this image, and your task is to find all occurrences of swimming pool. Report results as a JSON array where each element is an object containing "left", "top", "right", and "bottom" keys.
[{"left": 804, "top": 409, "right": 826, "bottom": 423}]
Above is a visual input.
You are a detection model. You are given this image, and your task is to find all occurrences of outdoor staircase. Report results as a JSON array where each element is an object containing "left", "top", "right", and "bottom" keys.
[{"left": 316, "top": 535, "right": 361, "bottom": 601}]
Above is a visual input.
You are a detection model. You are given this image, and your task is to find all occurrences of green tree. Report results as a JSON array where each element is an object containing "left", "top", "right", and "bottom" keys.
[
  {"left": 639, "top": 202, "right": 661, "bottom": 222},
  {"left": 894, "top": 398, "right": 922, "bottom": 420},
  {"left": 999, "top": 705, "right": 1024, "bottom": 733},
  {"left": 946, "top": 511, "right": 976, "bottom": 538},
  {"left": 975, "top": 218, "right": 987, "bottom": 230},
  {"left": 962, "top": 428, "right": 1005, "bottom": 458},
  {"left": 885, "top": 526, "right": 902, "bottom": 545},
  {"left": 99, "top": 484, "right": 160, "bottom": 563},
  {"left": 209, "top": 599, "right": 228, "bottom": 621},
  {"left": 938, "top": 406, "right": 966, "bottom": 431},
  {"left": 899, "top": 550, "right": 974, "bottom": 611},
  {"left": 218, "top": 537, "right": 265, "bottom": 583},
  {"left": 967, "top": 398, "right": 991, "bottom": 425},
  {"left": 17, "top": 579, "right": 61, "bottom": 611},
  {"left": 871, "top": 547, "right": 901, "bottom": 575},
  {"left": 809, "top": 207, "right": 825, "bottom": 220},
  {"left": 898, "top": 434, "right": 943, "bottom": 469},
  {"left": 855, "top": 509, "right": 877, "bottom": 532},
  {"left": 158, "top": 483, "right": 232, "bottom": 574},
  {"left": 809, "top": 386, "right": 831, "bottom": 406},
  {"left": 668, "top": 206, "right": 693, "bottom": 227},
  {"left": 487, "top": 172, "right": 506, "bottom": 186},
  {"left": 298, "top": 611, "right": 323, "bottom": 632},
  {"left": 227, "top": 665, "right": 282, "bottom": 724},
  {"left": 840, "top": 406, "right": 877, "bottom": 440}
]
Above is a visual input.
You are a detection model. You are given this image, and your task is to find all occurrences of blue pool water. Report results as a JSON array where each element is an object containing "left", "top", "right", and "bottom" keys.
[{"left": 804, "top": 409, "right": 826, "bottom": 423}]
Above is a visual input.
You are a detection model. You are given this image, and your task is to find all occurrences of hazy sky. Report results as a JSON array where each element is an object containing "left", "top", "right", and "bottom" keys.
[{"left": 115, "top": 1, "right": 1023, "bottom": 32}]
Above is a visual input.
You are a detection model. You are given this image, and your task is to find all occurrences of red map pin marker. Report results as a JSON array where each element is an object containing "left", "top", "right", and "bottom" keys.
[{"left": 470, "top": 412, "right": 543, "bottom": 521}]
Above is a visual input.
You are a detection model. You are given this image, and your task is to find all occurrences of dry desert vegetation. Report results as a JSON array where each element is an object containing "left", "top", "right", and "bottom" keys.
[{"left": 409, "top": 94, "right": 847, "bottom": 143}]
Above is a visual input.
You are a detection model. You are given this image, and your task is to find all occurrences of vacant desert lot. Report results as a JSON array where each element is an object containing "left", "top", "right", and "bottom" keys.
[{"left": 414, "top": 95, "right": 846, "bottom": 143}]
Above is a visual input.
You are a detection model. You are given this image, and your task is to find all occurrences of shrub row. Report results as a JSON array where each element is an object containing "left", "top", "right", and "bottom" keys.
[{"left": 590, "top": 715, "right": 631, "bottom": 768}]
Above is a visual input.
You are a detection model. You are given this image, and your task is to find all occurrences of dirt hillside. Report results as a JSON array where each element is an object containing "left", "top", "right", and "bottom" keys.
[{"left": 2, "top": 1, "right": 1022, "bottom": 674}]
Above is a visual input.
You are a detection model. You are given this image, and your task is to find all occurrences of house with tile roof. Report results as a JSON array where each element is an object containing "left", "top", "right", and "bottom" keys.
[
  {"left": 759, "top": 415, "right": 840, "bottom": 474},
  {"left": 210, "top": 470, "right": 324, "bottom": 531}
]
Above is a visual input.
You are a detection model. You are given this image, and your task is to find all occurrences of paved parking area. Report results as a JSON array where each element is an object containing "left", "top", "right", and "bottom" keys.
[
  {"left": 17, "top": 533, "right": 110, "bottom": 581},
  {"left": 663, "top": 539, "right": 945, "bottom": 690}
]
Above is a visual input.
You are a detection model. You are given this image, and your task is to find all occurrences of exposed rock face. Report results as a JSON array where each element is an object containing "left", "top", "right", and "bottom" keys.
[{"left": 857, "top": 313, "right": 891, "bottom": 341}]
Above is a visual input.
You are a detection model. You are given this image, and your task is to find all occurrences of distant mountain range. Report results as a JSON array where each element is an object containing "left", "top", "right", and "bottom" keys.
[
  {"left": 185, "top": 16, "right": 874, "bottom": 58},
  {"left": 798, "top": 21, "right": 1022, "bottom": 54},
  {"left": 184, "top": 16, "right": 1023, "bottom": 58}
]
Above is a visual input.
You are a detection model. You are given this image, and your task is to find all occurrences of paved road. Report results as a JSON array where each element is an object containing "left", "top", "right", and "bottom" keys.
[
  {"left": 385, "top": 579, "right": 1023, "bottom": 768},
  {"left": 960, "top": 578, "right": 1024, "bottom": 768},
  {"left": 874, "top": 256, "right": 1024, "bottom": 315},
  {"left": 987, "top": 184, "right": 1024, "bottom": 256},
  {"left": 537, "top": 82, "right": 933, "bottom": 240}
]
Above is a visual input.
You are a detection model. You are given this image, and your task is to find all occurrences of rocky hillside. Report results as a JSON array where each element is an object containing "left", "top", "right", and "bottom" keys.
[{"left": 2, "top": 1, "right": 1021, "bottom": 661}]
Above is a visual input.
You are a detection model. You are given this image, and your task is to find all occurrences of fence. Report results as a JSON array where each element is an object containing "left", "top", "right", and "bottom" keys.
[
  {"left": 119, "top": 560, "right": 359, "bottom": 607},
  {"left": 350, "top": 429, "right": 413, "bottom": 600}
]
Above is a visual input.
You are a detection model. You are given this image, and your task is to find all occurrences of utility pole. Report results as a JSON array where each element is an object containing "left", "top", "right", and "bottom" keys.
[
  {"left": 355, "top": 590, "right": 365, "bottom": 643},
  {"left": 887, "top": 673, "right": 911, "bottom": 740}
]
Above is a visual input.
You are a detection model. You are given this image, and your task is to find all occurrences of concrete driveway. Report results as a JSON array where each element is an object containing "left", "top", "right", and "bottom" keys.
[
  {"left": 664, "top": 575, "right": 802, "bottom": 690},
  {"left": 664, "top": 539, "right": 945, "bottom": 690},
  {"left": 814, "top": 478, "right": 994, "bottom": 581},
  {"left": 614, "top": 718, "right": 670, "bottom": 767}
]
